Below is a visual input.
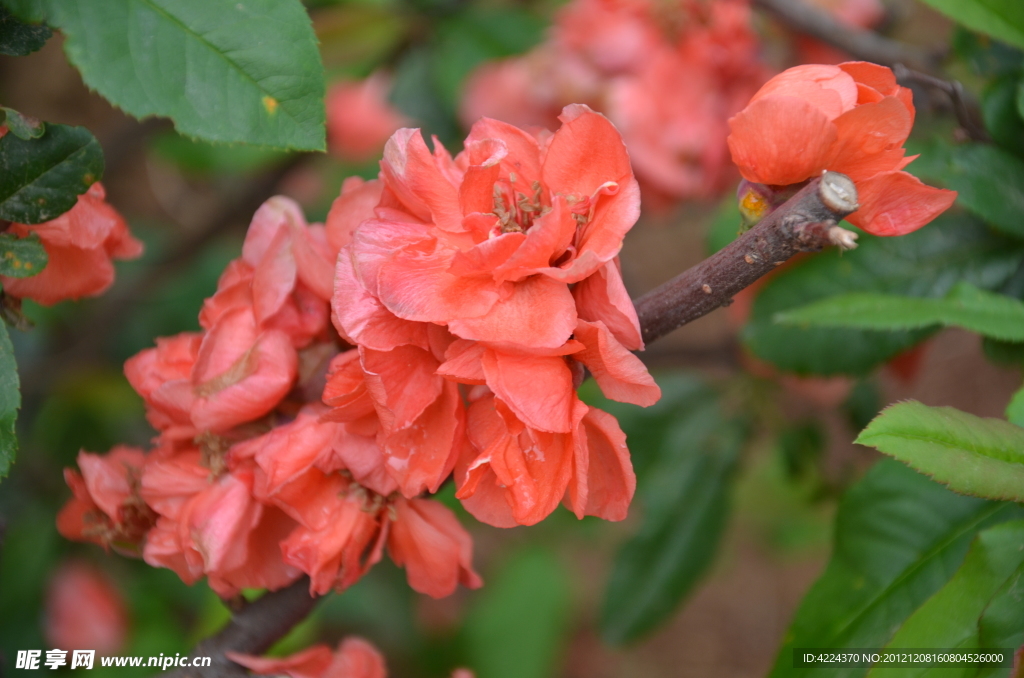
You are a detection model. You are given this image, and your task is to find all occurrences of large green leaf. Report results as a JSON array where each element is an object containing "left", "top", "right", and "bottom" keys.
[
  {"left": 600, "top": 396, "right": 745, "bottom": 644},
  {"left": 12, "top": 0, "right": 325, "bottom": 150},
  {"left": 0, "top": 232, "right": 47, "bottom": 278},
  {"left": 768, "top": 459, "right": 1023, "bottom": 678},
  {"left": 743, "top": 215, "right": 1024, "bottom": 376},
  {"left": 775, "top": 283, "right": 1024, "bottom": 342},
  {"left": 0, "top": 122, "right": 102, "bottom": 224},
  {"left": 910, "top": 141, "right": 1024, "bottom": 240},
  {"left": 868, "top": 520, "right": 1024, "bottom": 678},
  {"left": 463, "top": 549, "right": 572, "bottom": 678},
  {"left": 856, "top": 401, "right": 1024, "bottom": 503},
  {"left": 0, "top": 321, "right": 19, "bottom": 479},
  {"left": 917, "top": 0, "right": 1024, "bottom": 51},
  {"left": 0, "top": 4, "right": 49, "bottom": 56}
]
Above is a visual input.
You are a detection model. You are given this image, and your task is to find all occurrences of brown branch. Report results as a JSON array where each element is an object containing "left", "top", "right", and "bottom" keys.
[
  {"left": 635, "top": 172, "right": 860, "bottom": 345},
  {"left": 892, "top": 64, "right": 990, "bottom": 142},
  {"left": 752, "top": 0, "right": 939, "bottom": 72},
  {"left": 164, "top": 577, "right": 319, "bottom": 678}
]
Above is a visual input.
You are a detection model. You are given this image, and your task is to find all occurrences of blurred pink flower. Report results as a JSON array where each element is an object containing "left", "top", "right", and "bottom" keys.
[
  {"left": 45, "top": 561, "right": 128, "bottom": 655},
  {"left": 326, "top": 74, "right": 410, "bottom": 163}
]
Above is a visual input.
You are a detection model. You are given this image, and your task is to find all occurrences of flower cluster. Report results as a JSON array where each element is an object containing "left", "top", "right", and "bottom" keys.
[
  {"left": 0, "top": 181, "right": 143, "bottom": 306},
  {"left": 460, "top": 0, "right": 770, "bottom": 205},
  {"left": 728, "top": 62, "right": 957, "bottom": 236},
  {"left": 58, "top": 197, "right": 481, "bottom": 600},
  {"left": 56, "top": 106, "right": 657, "bottom": 602}
]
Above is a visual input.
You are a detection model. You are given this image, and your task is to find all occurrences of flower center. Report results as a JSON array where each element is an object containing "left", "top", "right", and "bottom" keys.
[{"left": 493, "top": 179, "right": 545, "bottom": 234}]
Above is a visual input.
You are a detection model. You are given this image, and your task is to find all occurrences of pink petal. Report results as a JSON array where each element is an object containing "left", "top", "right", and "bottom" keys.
[{"left": 574, "top": 320, "right": 660, "bottom": 406}]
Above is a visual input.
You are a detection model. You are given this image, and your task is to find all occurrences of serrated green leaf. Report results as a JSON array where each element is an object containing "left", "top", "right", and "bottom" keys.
[
  {"left": 744, "top": 215, "right": 1024, "bottom": 376},
  {"left": 868, "top": 520, "right": 1024, "bottom": 678},
  {"left": 464, "top": 549, "right": 572, "bottom": 678},
  {"left": 910, "top": 141, "right": 1024, "bottom": 239},
  {"left": 768, "top": 459, "right": 1024, "bottom": 678},
  {"left": 0, "top": 320, "right": 19, "bottom": 479},
  {"left": 19, "top": 0, "right": 325, "bottom": 151},
  {"left": 856, "top": 401, "right": 1024, "bottom": 503},
  {"left": 0, "top": 233, "right": 47, "bottom": 278},
  {"left": 0, "top": 4, "right": 50, "bottom": 56},
  {"left": 917, "top": 0, "right": 1024, "bottom": 51},
  {"left": 600, "top": 399, "right": 744, "bottom": 644},
  {"left": 0, "top": 106, "right": 44, "bottom": 140},
  {"left": 775, "top": 282, "right": 1024, "bottom": 342},
  {"left": 0, "top": 122, "right": 102, "bottom": 224},
  {"left": 1007, "top": 384, "right": 1024, "bottom": 427}
]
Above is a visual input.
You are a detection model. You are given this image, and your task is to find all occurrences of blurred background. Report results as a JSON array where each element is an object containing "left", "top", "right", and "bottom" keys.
[{"left": 1, "top": 0, "right": 1021, "bottom": 676}]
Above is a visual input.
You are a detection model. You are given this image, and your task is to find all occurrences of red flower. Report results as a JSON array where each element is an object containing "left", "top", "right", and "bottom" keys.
[
  {"left": 56, "top": 447, "right": 155, "bottom": 554},
  {"left": 327, "top": 107, "right": 658, "bottom": 526},
  {"left": 44, "top": 561, "right": 128, "bottom": 655},
  {"left": 326, "top": 74, "right": 410, "bottom": 163},
  {"left": 140, "top": 446, "right": 300, "bottom": 597},
  {"left": 1, "top": 183, "right": 143, "bottom": 305},
  {"left": 387, "top": 497, "right": 483, "bottom": 598},
  {"left": 124, "top": 332, "right": 202, "bottom": 444},
  {"left": 727, "top": 62, "right": 957, "bottom": 236},
  {"left": 229, "top": 638, "right": 386, "bottom": 678}
]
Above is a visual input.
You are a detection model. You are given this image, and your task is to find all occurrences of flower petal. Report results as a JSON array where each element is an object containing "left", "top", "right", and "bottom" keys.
[{"left": 848, "top": 170, "right": 957, "bottom": 236}]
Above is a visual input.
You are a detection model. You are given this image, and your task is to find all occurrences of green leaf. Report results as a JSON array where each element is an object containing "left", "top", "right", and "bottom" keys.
[
  {"left": 19, "top": 0, "right": 325, "bottom": 151},
  {"left": 600, "top": 398, "right": 745, "bottom": 644},
  {"left": 743, "top": 215, "right": 1024, "bottom": 376},
  {"left": 868, "top": 520, "right": 1024, "bottom": 678},
  {"left": 0, "top": 320, "right": 19, "bottom": 479},
  {"left": 0, "top": 4, "right": 50, "bottom": 56},
  {"left": 0, "top": 122, "right": 102, "bottom": 224},
  {"left": 768, "top": 459, "right": 1024, "bottom": 678},
  {"left": 775, "top": 282, "right": 1024, "bottom": 342},
  {"left": 910, "top": 141, "right": 1024, "bottom": 239},
  {"left": 977, "top": 561, "right": 1024, "bottom": 663},
  {"left": 982, "top": 337, "right": 1024, "bottom": 366},
  {"left": 0, "top": 106, "right": 44, "bottom": 140},
  {"left": 983, "top": 76, "right": 1024, "bottom": 157},
  {"left": 856, "top": 401, "right": 1024, "bottom": 503},
  {"left": 917, "top": 0, "right": 1024, "bottom": 51},
  {"left": 464, "top": 549, "right": 572, "bottom": 678},
  {"left": 0, "top": 233, "right": 47, "bottom": 278},
  {"left": 1007, "top": 384, "right": 1024, "bottom": 427}
]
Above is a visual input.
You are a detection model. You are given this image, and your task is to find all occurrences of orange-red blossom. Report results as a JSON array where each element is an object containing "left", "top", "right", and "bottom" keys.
[
  {"left": 330, "top": 104, "right": 660, "bottom": 527},
  {"left": 728, "top": 62, "right": 957, "bottom": 236}
]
